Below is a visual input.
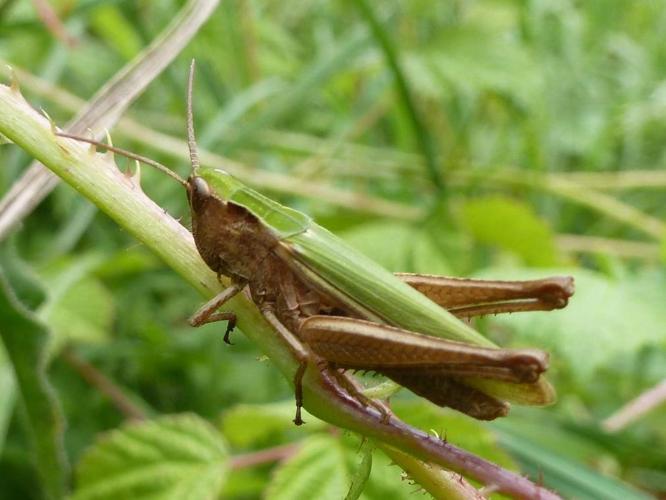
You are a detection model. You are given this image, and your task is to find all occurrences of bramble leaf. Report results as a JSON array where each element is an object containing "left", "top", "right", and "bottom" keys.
[
  {"left": 266, "top": 435, "right": 349, "bottom": 500},
  {"left": 221, "top": 401, "right": 323, "bottom": 448},
  {"left": 72, "top": 414, "right": 229, "bottom": 500},
  {"left": 0, "top": 264, "right": 68, "bottom": 499}
]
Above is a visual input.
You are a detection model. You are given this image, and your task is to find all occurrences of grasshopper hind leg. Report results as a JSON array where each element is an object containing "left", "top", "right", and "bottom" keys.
[
  {"left": 326, "top": 365, "right": 392, "bottom": 424},
  {"left": 260, "top": 309, "right": 311, "bottom": 425},
  {"left": 261, "top": 309, "right": 394, "bottom": 426}
]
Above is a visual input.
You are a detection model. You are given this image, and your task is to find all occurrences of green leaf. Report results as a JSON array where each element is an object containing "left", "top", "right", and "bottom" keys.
[
  {"left": 266, "top": 435, "right": 349, "bottom": 500},
  {"left": 343, "top": 222, "right": 415, "bottom": 272},
  {"left": 342, "top": 222, "right": 451, "bottom": 274},
  {"left": 266, "top": 433, "right": 427, "bottom": 500},
  {"left": 226, "top": 28, "right": 370, "bottom": 150},
  {"left": 90, "top": 5, "right": 142, "bottom": 61},
  {"left": 94, "top": 248, "right": 162, "bottom": 279},
  {"left": 459, "top": 196, "right": 559, "bottom": 266},
  {"left": 43, "top": 277, "right": 114, "bottom": 349},
  {"left": 0, "top": 268, "right": 68, "bottom": 499},
  {"left": 0, "top": 243, "right": 46, "bottom": 309},
  {"left": 406, "top": 23, "right": 541, "bottom": 103},
  {"left": 344, "top": 440, "right": 373, "bottom": 500},
  {"left": 37, "top": 256, "right": 113, "bottom": 352},
  {"left": 72, "top": 414, "right": 229, "bottom": 500},
  {"left": 221, "top": 402, "right": 323, "bottom": 448}
]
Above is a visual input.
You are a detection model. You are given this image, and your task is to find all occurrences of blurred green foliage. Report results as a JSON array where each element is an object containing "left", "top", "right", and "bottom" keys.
[{"left": 0, "top": 0, "right": 665, "bottom": 498}]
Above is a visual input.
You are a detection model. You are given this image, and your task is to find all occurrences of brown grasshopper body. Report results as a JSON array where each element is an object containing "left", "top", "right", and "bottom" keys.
[{"left": 187, "top": 170, "right": 572, "bottom": 423}]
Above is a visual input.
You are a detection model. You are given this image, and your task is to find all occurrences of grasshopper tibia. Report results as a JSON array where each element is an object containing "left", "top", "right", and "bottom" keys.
[
  {"left": 188, "top": 282, "right": 244, "bottom": 343},
  {"left": 325, "top": 363, "right": 393, "bottom": 423},
  {"left": 261, "top": 308, "right": 312, "bottom": 426}
]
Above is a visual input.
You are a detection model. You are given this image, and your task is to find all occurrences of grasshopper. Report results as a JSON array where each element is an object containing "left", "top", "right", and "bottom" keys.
[{"left": 59, "top": 62, "right": 573, "bottom": 425}]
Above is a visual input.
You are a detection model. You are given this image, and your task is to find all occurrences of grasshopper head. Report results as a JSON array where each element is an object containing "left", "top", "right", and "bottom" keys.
[
  {"left": 185, "top": 174, "right": 213, "bottom": 214},
  {"left": 186, "top": 168, "right": 278, "bottom": 282}
]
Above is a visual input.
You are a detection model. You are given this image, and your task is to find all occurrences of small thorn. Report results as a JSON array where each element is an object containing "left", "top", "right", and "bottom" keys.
[
  {"left": 7, "top": 65, "right": 19, "bottom": 93},
  {"left": 40, "top": 109, "right": 57, "bottom": 135},
  {"left": 127, "top": 160, "right": 141, "bottom": 185}
]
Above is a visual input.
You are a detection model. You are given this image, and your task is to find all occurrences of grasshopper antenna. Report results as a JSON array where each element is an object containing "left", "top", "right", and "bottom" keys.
[
  {"left": 186, "top": 59, "right": 200, "bottom": 172},
  {"left": 56, "top": 132, "right": 187, "bottom": 187}
]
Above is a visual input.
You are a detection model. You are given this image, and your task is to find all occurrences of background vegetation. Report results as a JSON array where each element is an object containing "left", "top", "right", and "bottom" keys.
[{"left": 1, "top": 0, "right": 665, "bottom": 498}]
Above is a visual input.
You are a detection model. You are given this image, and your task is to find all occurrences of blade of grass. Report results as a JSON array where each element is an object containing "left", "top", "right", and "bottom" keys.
[
  {"left": 352, "top": 0, "right": 443, "bottom": 193},
  {"left": 221, "top": 26, "right": 371, "bottom": 151}
]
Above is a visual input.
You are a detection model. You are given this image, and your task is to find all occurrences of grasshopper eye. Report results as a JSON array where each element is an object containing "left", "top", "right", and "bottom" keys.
[{"left": 191, "top": 176, "right": 211, "bottom": 197}]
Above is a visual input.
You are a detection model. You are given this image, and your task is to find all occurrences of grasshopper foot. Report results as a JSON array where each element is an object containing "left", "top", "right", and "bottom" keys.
[
  {"left": 293, "top": 360, "right": 307, "bottom": 426},
  {"left": 329, "top": 368, "right": 392, "bottom": 424},
  {"left": 293, "top": 407, "right": 304, "bottom": 426},
  {"left": 223, "top": 316, "right": 237, "bottom": 345}
]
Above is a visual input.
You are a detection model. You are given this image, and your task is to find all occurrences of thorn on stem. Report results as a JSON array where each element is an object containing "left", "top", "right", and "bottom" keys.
[
  {"left": 127, "top": 160, "right": 142, "bottom": 187},
  {"left": 7, "top": 65, "right": 19, "bottom": 93},
  {"left": 40, "top": 109, "right": 57, "bottom": 135}
]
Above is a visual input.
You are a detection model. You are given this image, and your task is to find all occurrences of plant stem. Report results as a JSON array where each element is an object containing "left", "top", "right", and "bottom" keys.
[
  {"left": 61, "top": 347, "right": 147, "bottom": 421},
  {"left": 602, "top": 379, "right": 666, "bottom": 432},
  {"left": 229, "top": 443, "right": 300, "bottom": 470}
]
